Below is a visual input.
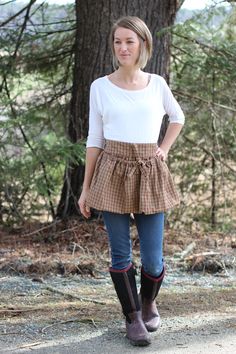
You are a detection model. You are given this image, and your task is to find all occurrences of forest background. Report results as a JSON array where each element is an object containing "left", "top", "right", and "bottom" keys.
[{"left": 0, "top": 0, "right": 235, "bottom": 233}]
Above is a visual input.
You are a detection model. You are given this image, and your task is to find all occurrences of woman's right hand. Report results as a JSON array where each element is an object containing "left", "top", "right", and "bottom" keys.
[
  {"left": 156, "top": 146, "right": 168, "bottom": 161},
  {"left": 78, "top": 189, "right": 91, "bottom": 219}
]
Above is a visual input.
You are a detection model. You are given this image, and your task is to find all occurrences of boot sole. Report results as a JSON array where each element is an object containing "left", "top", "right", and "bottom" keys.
[
  {"left": 146, "top": 325, "right": 159, "bottom": 332},
  {"left": 129, "top": 338, "right": 151, "bottom": 346}
]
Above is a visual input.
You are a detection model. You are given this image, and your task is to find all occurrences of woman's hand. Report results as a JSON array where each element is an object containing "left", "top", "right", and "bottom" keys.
[
  {"left": 78, "top": 189, "right": 91, "bottom": 219},
  {"left": 156, "top": 146, "right": 168, "bottom": 161}
]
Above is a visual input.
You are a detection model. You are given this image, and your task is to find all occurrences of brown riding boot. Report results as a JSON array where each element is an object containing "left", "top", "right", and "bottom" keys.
[
  {"left": 110, "top": 264, "right": 151, "bottom": 346},
  {"left": 140, "top": 266, "right": 165, "bottom": 332}
]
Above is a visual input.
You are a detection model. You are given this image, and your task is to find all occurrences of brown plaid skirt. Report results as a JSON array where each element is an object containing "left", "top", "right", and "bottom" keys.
[{"left": 86, "top": 140, "right": 180, "bottom": 214}]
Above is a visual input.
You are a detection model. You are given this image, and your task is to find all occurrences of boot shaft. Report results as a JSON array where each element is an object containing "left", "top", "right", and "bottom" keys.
[
  {"left": 110, "top": 264, "right": 140, "bottom": 319},
  {"left": 141, "top": 266, "right": 165, "bottom": 301}
]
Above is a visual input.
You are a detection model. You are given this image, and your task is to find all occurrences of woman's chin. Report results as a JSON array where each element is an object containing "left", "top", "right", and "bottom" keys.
[{"left": 118, "top": 62, "right": 135, "bottom": 68}]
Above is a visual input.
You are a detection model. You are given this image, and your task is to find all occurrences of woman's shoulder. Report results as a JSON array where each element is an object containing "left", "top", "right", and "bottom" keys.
[
  {"left": 91, "top": 75, "right": 108, "bottom": 88},
  {"left": 148, "top": 74, "right": 170, "bottom": 93},
  {"left": 149, "top": 73, "right": 166, "bottom": 84}
]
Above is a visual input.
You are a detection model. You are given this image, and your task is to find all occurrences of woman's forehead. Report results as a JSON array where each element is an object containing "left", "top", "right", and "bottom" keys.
[{"left": 114, "top": 27, "right": 138, "bottom": 39}]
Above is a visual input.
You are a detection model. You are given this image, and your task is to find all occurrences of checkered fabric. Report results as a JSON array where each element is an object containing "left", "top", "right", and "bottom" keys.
[{"left": 86, "top": 140, "right": 180, "bottom": 214}]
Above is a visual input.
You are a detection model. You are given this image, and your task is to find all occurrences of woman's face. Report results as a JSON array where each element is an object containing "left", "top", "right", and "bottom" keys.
[{"left": 113, "top": 27, "right": 141, "bottom": 68}]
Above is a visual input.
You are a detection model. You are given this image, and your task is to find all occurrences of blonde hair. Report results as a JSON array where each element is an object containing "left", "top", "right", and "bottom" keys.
[{"left": 109, "top": 16, "right": 153, "bottom": 69}]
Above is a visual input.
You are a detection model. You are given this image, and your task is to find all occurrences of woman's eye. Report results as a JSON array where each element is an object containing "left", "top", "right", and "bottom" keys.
[{"left": 114, "top": 41, "right": 134, "bottom": 44}]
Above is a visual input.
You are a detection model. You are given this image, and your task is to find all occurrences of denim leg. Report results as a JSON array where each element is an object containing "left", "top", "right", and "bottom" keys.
[
  {"left": 134, "top": 213, "right": 164, "bottom": 277},
  {"left": 103, "top": 212, "right": 132, "bottom": 270}
]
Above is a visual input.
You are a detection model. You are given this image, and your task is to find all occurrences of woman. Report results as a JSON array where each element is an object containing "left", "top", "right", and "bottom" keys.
[{"left": 78, "top": 16, "right": 185, "bottom": 346}]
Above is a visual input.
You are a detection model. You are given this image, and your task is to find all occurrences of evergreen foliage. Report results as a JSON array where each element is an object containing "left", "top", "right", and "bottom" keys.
[
  {"left": 0, "top": 1, "right": 235, "bottom": 230},
  {"left": 0, "top": 0, "right": 85, "bottom": 224},
  {"left": 170, "top": 3, "right": 236, "bottom": 230}
]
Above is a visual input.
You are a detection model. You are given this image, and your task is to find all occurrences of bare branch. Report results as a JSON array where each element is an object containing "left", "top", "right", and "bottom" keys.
[
  {"left": 13, "top": 0, "right": 37, "bottom": 59},
  {"left": 172, "top": 32, "right": 235, "bottom": 58},
  {"left": 173, "top": 90, "right": 236, "bottom": 113},
  {"left": 30, "top": 27, "right": 76, "bottom": 37},
  {"left": 0, "top": 0, "right": 15, "bottom": 5},
  {"left": 0, "top": 0, "right": 37, "bottom": 28},
  {"left": 183, "top": 135, "right": 236, "bottom": 174}
]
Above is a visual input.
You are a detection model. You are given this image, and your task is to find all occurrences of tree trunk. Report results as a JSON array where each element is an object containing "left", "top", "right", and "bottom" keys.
[
  {"left": 211, "top": 70, "right": 217, "bottom": 229},
  {"left": 57, "top": 0, "right": 179, "bottom": 218}
]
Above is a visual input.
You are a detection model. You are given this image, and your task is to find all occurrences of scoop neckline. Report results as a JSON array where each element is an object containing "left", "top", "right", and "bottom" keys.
[{"left": 105, "top": 74, "right": 153, "bottom": 92}]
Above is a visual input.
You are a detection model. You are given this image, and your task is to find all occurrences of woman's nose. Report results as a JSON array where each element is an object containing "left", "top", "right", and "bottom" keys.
[{"left": 120, "top": 43, "right": 128, "bottom": 52}]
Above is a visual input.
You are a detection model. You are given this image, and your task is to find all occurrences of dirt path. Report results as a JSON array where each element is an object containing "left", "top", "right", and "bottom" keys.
[
  {"left": 4, "top": 313, "right": 236, "bottom": 354},
  {"left": 10, "top": 317, "right": 236, "bottom": 354},
  {"left": 0, "top": 223, "right": 235, "bottom": 353},
  {"left": 0, "top": 261, "right": 235, "bottom": 353}
]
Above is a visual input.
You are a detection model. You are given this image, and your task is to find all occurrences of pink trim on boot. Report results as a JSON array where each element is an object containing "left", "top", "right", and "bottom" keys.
[
  {"left": 109, "top": 263, "right": 133, "bottom": 273},
  {"left": 141, "top": 265, "right": 165, "bottom": 282}
]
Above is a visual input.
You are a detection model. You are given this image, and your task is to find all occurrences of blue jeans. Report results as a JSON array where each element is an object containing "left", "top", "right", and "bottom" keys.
[{"left": 103, "top": 211, "right": 164, "bottom": 277}]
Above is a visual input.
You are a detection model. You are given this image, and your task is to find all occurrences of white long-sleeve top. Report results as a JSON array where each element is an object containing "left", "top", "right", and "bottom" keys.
[{"left": 86, "top": 74, "right": 185, "bottom": 149}]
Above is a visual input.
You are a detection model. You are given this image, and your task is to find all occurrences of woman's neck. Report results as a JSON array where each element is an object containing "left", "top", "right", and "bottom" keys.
[
  {"left": 114, "top": 67, "right": 144, "bottom": 84},
  {"left": 108, "top": 68, "right": 150, "bottom": 91}
]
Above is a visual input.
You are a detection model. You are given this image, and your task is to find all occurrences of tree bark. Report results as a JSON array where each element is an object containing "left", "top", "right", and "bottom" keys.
[{"left": 57, "top": 0, "right": 179, "bottom": 218}]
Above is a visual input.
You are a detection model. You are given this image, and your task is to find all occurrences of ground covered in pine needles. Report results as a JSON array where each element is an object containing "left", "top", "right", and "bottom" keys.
[
  {"left": 0, "top": 219, "right": 235, "bottom": 352},
  {"left": 0, "top": 218, "right": 235, "bottom": 276}
]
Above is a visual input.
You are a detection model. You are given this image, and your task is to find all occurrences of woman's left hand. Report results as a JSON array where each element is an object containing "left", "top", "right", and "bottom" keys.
[{"left": 156, "top": 146, "right": 168, "bottom": 161}]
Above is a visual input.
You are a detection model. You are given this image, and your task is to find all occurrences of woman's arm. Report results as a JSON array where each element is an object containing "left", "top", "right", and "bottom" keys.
[
  {"left": 157, "top": 77, "right": 185, "bottom": 160},
  {"left": 78, "top": 147, "right": 103, "bottom": 218},
  {"left": 156, "top": 123, "right": 183, "bottom": 161}
]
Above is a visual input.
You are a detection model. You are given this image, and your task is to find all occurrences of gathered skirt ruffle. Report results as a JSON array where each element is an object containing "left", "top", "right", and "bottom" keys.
[{"left": 86, "top": 140, "right": 180, "bottom": 214}]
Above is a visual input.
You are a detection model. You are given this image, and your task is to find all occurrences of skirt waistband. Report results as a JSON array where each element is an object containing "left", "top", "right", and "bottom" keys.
[{"left": 104, "top": 139, "right": 157, "bottom": 160}]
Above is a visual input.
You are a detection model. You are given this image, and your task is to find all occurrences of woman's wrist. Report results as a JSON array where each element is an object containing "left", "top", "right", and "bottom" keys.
[
  {"left": 82, "top": 184, "right": 90, "bottom": 192},
  {"left": 159, "top": 145, "right": 170, "bottom": 155}
]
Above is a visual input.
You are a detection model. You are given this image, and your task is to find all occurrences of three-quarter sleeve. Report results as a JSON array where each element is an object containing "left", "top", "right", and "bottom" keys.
[
  {"left": 86, "top": 82, "right": 105, "bottom": 149},
  {"left": 161, "top": 77, "right": 185, "bottom": 125}
]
